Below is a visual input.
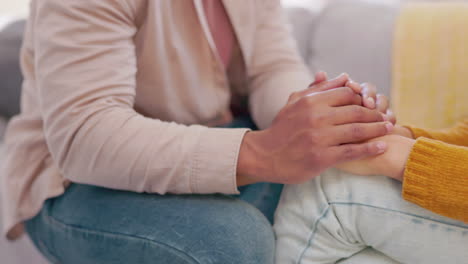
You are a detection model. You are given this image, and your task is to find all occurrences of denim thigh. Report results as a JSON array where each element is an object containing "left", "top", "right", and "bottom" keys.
[
  {"left": 26, "top": 184, "right": 275, "bottom": 264},
  {"left": 275, "top": 168, "right": 468, "bottom": 264}
]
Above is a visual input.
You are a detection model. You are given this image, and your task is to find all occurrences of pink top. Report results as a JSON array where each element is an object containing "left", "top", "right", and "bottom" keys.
[{"left": 202, "top": 0, "right": 235, "bottom": 68}]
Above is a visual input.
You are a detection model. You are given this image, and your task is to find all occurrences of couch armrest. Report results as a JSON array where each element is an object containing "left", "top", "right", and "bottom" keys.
[{"left": 0, "top": 20, "right": 26, "bottom": 119}]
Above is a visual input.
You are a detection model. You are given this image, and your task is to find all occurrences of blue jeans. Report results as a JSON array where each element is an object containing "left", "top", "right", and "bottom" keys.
[
  {"left": 275, "top": 169, "right": 468, "bottom": 264},
  {"left": 25, "top": 117, "right": 283, "bottom": 264}
]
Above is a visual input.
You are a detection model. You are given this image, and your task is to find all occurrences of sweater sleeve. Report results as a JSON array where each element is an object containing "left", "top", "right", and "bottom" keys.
[
  {"left": 406, "top": 119, "right": 468, "bottom": 146},
  {"left": 402, "top": 119, "right": 468, "bottom": 223}
]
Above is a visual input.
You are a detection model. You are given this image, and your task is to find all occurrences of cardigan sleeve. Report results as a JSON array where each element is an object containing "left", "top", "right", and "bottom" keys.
[
  {"left": 248, "top": 0, "right": 312, "bottom": 129},
  {"left": 402, "top": 119, "right": 468, "bottom": 222},
  {"left": 33, "top": 0, "right": 246, "bottom": 195}
]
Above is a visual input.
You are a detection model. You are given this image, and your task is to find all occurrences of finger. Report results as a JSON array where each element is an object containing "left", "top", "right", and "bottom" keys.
[
  {"left": 376, "top": 94, "right": 389, "bottom": 114},
  {"left": 299, "top": 73, "right": 350, "bottom": 98},
  {"left": 332, "top": 105, "right": 384, "bottom": 125},
  {"left": 328, "top": 141, "right": 388, "bottom": 164},
  {"left": 310, "top": 71, "right": 328, "bottom": 86},
  {"left": 386, "top": 109, "right": 397, "bottom": 125},
  {"left": 293, "top": 87, "right": 362, "bottom": 114},
  {"left": 310, "top": 87, "right": 362, "bottom": 107},
  {"left": 289, "top": 74, "right": 352, "bottom": 105},
  {"left": 361, "top": 83, "right": 377, "bottom": 109},
  {"left": 345, "top": 79, "right": 362, "bottom": 93},
  {"left": 331, "top": 121, "right": 393, "bottom": 145}
]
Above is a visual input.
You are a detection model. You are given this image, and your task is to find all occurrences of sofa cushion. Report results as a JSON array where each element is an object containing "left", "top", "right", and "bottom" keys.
[
  {"left": 286, "top": 7, "right": 320, "bottom": 65},
  {"left": 0, "top": 117, "right": 6, "bottom": 140},
  {"left": 0, "top": 20, "right": 25, "bottom": 119},
  {"left": 308, "top": 0, "right": 400, "bottom": 97}
]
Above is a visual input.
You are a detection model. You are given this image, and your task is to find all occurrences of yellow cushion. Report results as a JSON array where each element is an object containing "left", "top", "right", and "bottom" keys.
[{"left": 392, "top": 3, "right": 468, "bottom": 129}]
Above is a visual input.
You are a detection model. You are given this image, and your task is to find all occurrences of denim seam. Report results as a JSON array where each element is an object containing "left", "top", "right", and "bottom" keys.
[
  {"left": 296, "top": 205, "right": 331, "bottom": 264},
  {"left": 44, "top": 212, "right": 202, "bottom": 264},
  {"left": 330, "top": 202, "right": 468, "bottom": 229},
  {"left": 294, "top": 201, "right": 468, "bottom": 264},
  {"left": 30, "top": 202, "right": 62, "bottom": 263},
  {"left": 34, "top": 232, "right": 61, "bottom": 263}
]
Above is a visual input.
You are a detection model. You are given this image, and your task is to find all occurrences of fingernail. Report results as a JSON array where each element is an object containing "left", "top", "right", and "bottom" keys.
[
  {"left": 385, "top": 122, "right": 394, "bottom": 133},
  {"left": 367, "top": 97, "right": 375, "bottom": 108},
  {"left": 376, "top": 142, "right": 387, "bottom": 154}
]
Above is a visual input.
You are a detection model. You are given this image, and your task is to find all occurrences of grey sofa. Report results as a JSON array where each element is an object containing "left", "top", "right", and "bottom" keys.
[
  {"left": 0, "top": 1, "right": 401, "bottom": 263},
  {"left": 0, "top": 21, "right": 24, "bottom": 119}
]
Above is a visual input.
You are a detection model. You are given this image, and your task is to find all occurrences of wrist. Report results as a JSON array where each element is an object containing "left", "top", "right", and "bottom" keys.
[
  {"left": 385, "top": 136, "right": 416, "bottom": 181},
  {"left": 236, "top": 131, "right": 269, "bottom": 186},
  {"left": 393, "top": 125, "right": 414, "bottom": 139}
]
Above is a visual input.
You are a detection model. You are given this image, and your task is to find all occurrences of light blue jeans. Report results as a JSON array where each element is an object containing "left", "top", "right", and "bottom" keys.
[
  {"left": 25, "top": 183, "right": 283, "bottom": 264},
  {"left": 274, "top": 168, "right": 468, "bottom": 264},
  {"left": 25, "top": 117, "right": 284, "bottom": 264}
]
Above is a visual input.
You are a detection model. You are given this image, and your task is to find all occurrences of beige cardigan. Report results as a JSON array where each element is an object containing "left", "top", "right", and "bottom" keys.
[{"left": 1, "top": 0, "right": 311, "bottom": 239}]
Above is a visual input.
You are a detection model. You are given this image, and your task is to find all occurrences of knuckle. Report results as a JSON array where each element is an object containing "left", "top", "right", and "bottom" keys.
[
  {"left": 380, "top": 124, "right": 389, "bottom": 134},
  {"left": 361, "top": 144, "right": 371, "bottom": 155},
  {"left": 308, "top": 151, "right": 320, "bottom": 162},
  {"left": 309, "top": 151, "right": 326, "bottom": 167},
  {"left": 335, "top": 87, "right": 356, "bottom": 103},
  {"left": 350, "top": 124, "right": 364, "bottom": 138},
  {"left": 306, "top": 96, "right": 317, "bottom": 107},
  {"left": 352, "top": 106, "right": 365, "bottom": 120},
  {"left": 342, "top": 86, "right": 355, "bottom": 97},
  {"left": 316, "top": 112, "right": 329, "bottom": 124},
  {"left": 376, "top": 112, "right": 385, "bottom": 122},
  {"left": 369, "top": 124, "right": 387, "bottom": 138},
  {"left": 342, "top": 145, "right": 357, "bottom": 160},
  {"left": 298, "top": 96, "right": 315, "bottom": 109},
  {"left": 313, "top": 111, "right": 331, "bottom": 126}
]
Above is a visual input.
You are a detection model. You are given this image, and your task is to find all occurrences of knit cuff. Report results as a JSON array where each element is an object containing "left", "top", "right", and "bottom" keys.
[
  {"left": 402, "top": 138, "right": 444, "bottom": 208},
  {"left": 405, "top": 125, "right": 429, "bottom": 139}
]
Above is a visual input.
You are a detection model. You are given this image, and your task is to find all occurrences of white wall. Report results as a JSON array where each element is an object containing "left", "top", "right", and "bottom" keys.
[
  {"left": 0, "top": 1, "right": 29, "bottom": 17},
  {"left": 282, "top": 0, "right": 325, "bottom": 10}
]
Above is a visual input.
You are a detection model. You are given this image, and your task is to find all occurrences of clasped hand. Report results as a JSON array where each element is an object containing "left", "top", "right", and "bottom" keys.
[{"left": 237, "top": 72, "right": 408, "bottom": 186}]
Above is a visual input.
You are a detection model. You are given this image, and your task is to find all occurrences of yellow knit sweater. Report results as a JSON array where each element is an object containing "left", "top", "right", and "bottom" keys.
[
  {"left": 393, "top": 3, "right": 468, "bottom": 223},
  {"left": 403, "top": 119, "right": 468, "bottom": 223}
]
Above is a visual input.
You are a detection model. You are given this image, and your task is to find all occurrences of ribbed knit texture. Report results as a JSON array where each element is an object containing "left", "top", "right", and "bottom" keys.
[
  {"left": 403, "top": 119, "right": 468, "bottom": 222},
  {"left": 392, "top": 3, "right": 468, "bottom": 129}
]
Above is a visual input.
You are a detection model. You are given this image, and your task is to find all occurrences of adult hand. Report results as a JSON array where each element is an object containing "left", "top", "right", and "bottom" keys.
[
  {"left": 358, "top": 82, "right": 413, "bottom": 137},
  {"left": 237, "top": 74, "right": 393, "bottom": 185},
  {"left": 312, "top": 72, "right": 397, "bottom": 124},
  {"left": 360, "top": 83, "right": 396, "bottom": 124}
]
